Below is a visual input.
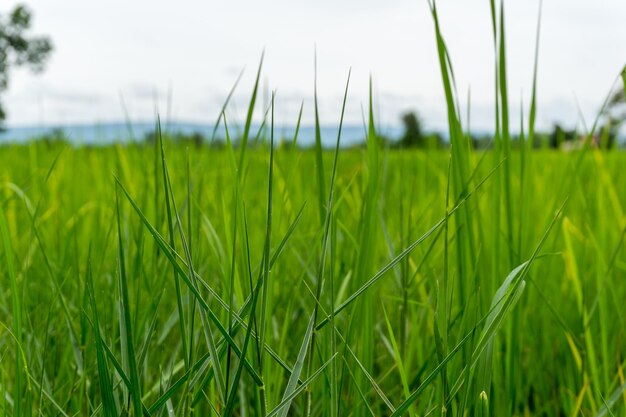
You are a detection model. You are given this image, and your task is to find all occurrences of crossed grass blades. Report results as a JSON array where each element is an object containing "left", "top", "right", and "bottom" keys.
[{"left": 2, "top": 1, "right": 626, "bottom": 416}]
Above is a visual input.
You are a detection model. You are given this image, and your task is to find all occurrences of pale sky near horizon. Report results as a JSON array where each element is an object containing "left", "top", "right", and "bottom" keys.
[{"left": 2, "top": 0, "right": 625, "bottom": 132}]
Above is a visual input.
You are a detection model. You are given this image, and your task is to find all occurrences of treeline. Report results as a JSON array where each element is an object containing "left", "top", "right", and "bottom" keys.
[
  {"left": 143, "top": 98, "right": 626, "bottom": 150},
  {"left": 22, "top": 110, "right": 625, "bottom": 151},
  {"left": 381, "top": 111, "right": 624, "bottom": 150}
]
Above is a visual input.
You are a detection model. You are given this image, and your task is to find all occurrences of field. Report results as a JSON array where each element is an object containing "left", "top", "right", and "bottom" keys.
[
  {"left": 1, "top": 137, "right": 625, "bottom": 416},
  {"left": 1, "top": 1, "right": 626, "bottom": 416}
]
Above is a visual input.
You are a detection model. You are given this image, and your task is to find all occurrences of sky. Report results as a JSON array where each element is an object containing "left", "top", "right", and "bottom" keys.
[{"left": 2, "top": 0, "right": 625, "bottom": 133}]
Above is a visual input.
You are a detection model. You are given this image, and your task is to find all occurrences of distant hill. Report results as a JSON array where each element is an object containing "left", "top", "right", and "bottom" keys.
[{"left": 0, "top": 121, "right": 404, "bottom": 147}]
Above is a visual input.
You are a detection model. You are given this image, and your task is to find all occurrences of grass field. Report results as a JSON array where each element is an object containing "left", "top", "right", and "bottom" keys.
[
  {"left": 1, "top": 138, "right": 625, "bottom": 416},
  {"left": 1, "top": 1, "right": 626, "bottom": 416}
]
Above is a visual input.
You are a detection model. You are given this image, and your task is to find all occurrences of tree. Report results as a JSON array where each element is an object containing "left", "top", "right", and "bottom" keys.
[
  {"left": 600, "top": 68, "right": 626, "bottom": 146},
  {"left": 0, "top": 4, "right": 52, "bottom": 129},
  {"left": 398, "top": 111, "right": 425, "bottom": 148},
  {"left": 548, "top": 123, "right": 577, "bottom": 149}
]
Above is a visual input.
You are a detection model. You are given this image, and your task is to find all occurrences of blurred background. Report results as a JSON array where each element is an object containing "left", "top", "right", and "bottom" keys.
[{"left": 0, "top": 0, "right": 625, "bottom": 145}]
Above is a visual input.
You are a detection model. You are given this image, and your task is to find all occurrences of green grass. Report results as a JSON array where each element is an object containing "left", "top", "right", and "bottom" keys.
[
  {"left": 1, "top": 142, "right": 625, "bottom": 416},
  {"left": 1, "top": 2, "right": 626, "bottom": 416}
]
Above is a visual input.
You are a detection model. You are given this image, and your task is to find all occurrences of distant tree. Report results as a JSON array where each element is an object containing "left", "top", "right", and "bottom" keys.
[
  {"left": 143, "top": 129, "right": 207, "bottom": 148},
  {"left": 548, "top": 123, "right": 577, "bottom": 149},
  {"left": 38, "top": 127, "right": 68, "bottom": 147},
  {"left": 599, "top": 70, "right": 626, "bottom": 148},
  {"left": 186, "top": 131, "right": 205, "bottom": 148},
  {"left": 0, "top": 4, "right": 52, "bottom": 129},
  {"left": 470, "top": 134, "right": 491, "bottom": 150},
  {"left": 398, "top": 111, "right": 425, "bottom": 148}
]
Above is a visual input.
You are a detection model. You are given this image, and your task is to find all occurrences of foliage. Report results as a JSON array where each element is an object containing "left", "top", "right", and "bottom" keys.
[
  {"left": 0, "top": 2, "right": 625, "bottom": 416},
  {"left": 398, "top": 111, "right": 425, "bottom": 148},
  {"left": 0, "top": 140, "right": 625, "bottom": 416},
  {"left": 548, "top": 123, "right": 577, "bottom": 149},
  {"left": 599, "top": 74, "right": 626, "bottom": 147},
  {"left": 392, "top": 111, "right": 443, "bottom": 149},
  {"left": 0, "top": 4, "right": 52, "bottom": 128},
  {"left": 143, "top": 129, "right": 207, "bottom": 148}
]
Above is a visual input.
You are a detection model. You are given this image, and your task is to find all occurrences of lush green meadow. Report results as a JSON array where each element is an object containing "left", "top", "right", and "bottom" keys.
[
  {"left": 1, "top": 137, "right": 625, "bottom": 416},
  {"left": 1, "top": 0, "right": 626, "bottom": 415}
]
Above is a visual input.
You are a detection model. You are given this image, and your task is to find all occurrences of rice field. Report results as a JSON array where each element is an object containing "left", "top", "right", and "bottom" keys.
[{"left": 1, "top": 2, "right": 626, "bottom": 416}]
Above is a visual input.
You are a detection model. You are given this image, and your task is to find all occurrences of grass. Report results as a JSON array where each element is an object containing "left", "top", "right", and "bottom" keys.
[
  {"left": 1, "top": 140, "right": 625, "bottom": 416},
  {"left": 1, "top": 1, "right": 626, "bottom": 416}
]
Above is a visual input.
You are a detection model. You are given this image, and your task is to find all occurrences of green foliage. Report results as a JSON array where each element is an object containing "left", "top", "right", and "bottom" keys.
[
  {"left": 0, "top": 139, "right": 625, "bottom": 416},
  {"left": 0, "top": 2, "right": 625, "bottom": 417},
  {"left": 599, "top": 71, "right": 626, "bottom": 147},
  {"left": 144, "top": 129, "right": 207, "bottom": 148},
  {"left": 0, "top": 4, "right": 52, "bottom": 128},
  {"left": 393, "top": 111, "right": 445, "bottom": 150},
  {"left": 549, "top": 123, "right": 578, "bottom": 149},
  {"left": 397, "top": 112, "right": 423, "bottom": 148}
]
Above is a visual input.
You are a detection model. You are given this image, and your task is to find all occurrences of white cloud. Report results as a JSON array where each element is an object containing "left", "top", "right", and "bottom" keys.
[{"left": 1, "top": 0, "right": 624, "bottom": 131}]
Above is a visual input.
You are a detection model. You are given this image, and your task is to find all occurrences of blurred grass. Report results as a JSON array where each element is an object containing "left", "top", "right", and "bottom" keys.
[{"left": 0, "top": 140, "right": 625, "bottom": 416}]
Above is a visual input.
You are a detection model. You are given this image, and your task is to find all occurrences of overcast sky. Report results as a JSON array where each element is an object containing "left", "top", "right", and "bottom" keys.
[{"left": 2, "top": 0, "right": 625, "bottom": 132}]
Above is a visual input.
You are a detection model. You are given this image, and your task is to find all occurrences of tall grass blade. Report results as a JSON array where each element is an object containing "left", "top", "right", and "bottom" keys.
[
  {"left": 275, "top": 314, "right": 315, "bottom": 417},
  {"left": 0, "top": 204, "right": 24, "bottom": 417},
  {"left": 86, "top": 256, "right": 118, "bottom": 417},
  {"left": 115, "top": 191, "right": 144, "bottom": 416}
]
